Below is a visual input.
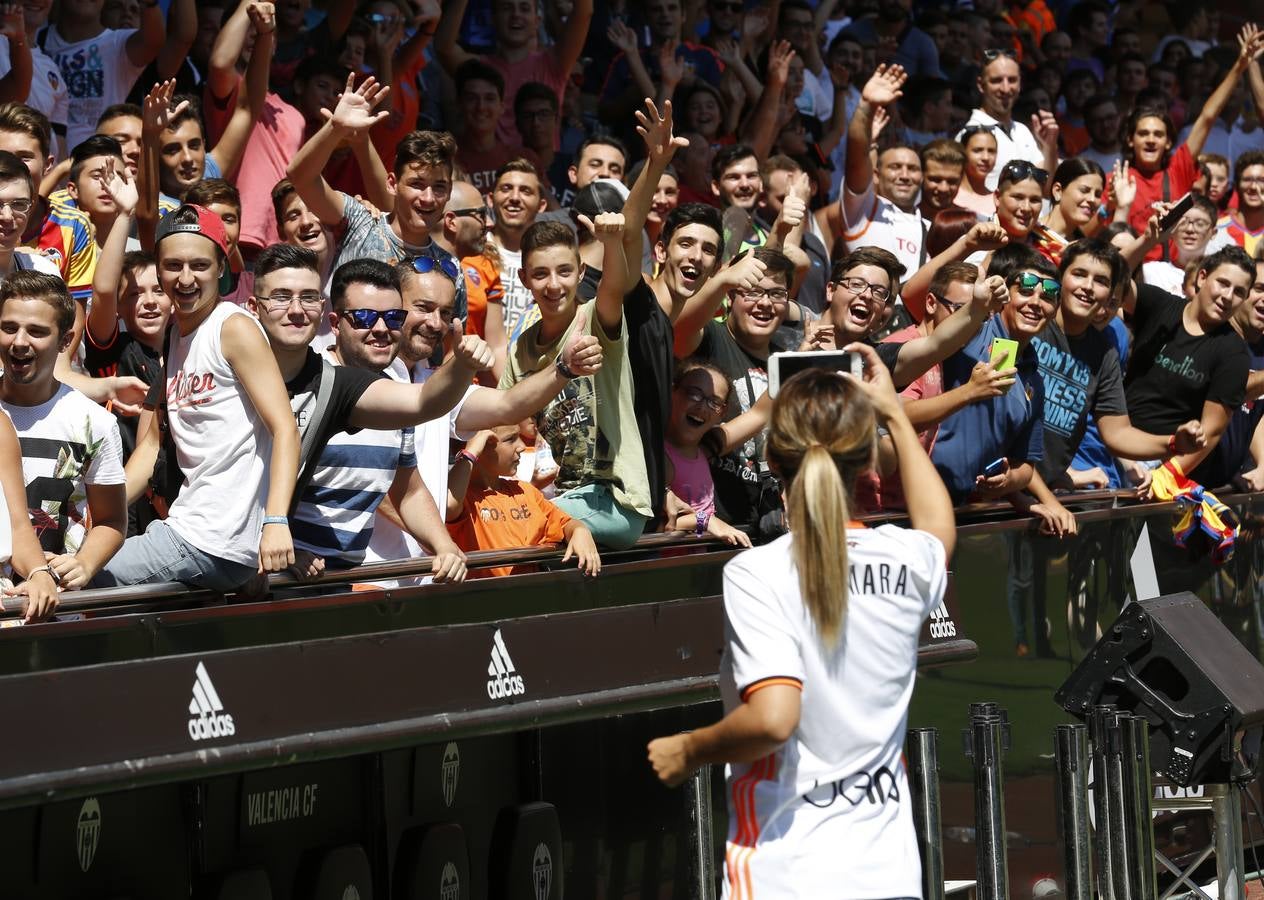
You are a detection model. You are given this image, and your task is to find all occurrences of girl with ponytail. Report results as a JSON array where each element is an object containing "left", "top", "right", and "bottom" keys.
[{"left": 647, "top": 342, "right": 956, "bottom": 898}]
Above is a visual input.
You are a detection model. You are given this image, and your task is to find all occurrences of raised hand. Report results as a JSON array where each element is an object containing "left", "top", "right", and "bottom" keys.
[
  {"left": 842, "top": 341, "right": 902, "bottom": 423},
  {"left": 97, "top": 156, "right": 138, "bottom": 217},
  {"left": 415, "top": 0, "right": 441, "bottom": 31},
  {"left": 323, "top": 73, "right": 391, "bottom": 135},
  {"left": 1111, "top": 159, "right": 1137, "bottom": 209},
  {"left": 862, "top": 64, "right": 907, "bottom": 107},
  {"left": 775, "top": 193, "right": 807, "bottom": 236},
  {"left": 871, "top": 105, "right": 890, "bottom": 141},
  {"left": 741, "top": 7, "right": 770, "bottom": 46},
  {"left": 635, "top": 98, "right": 689, "bottom": 163},
  {"left": 142, "top": 79, "right": 190, "bottom": 135},
  {"left": 1238, "top": 22, "right": 1264, "bottom": 62},
  {"left": 561, "top": 307, "right": 603, "bottom": 377},
  {"left": 247, "top": 1, "right": 276, "bottom": 35},
  {"left": 576, "top": 211, "right": 626, "bottom": 243},
  {"left": 972, "top": 274, "right": 1009, "bottom": 313},
  {"left": 1030, "top": 109, "right": 1060, "bottom": 153},
  {"left": 0, "top": 4, "right": 24, "bottom": 41},
  {"left": 767, "top": 40, "right": 796, "bottom": 88},
  {"left": 607, "top": 19, "right": 639, "bottom": 55},
  {"left": 449, "top": 318, "right": 495, "bottom": 372},
  {"left": 660, "top": 43, "right": 687, "bottom": 89},
  {"left": 713, "top": 36, "right": 741, "bottom": 67},
  {"left": 798, "top": 319, "right": 837, "bottom": 352},
  {"left": 723, "top": 252, "right": 768, "bottom": 292},
  {"left": 965, "top": 221, "right": 1009, "bottom": 253}
]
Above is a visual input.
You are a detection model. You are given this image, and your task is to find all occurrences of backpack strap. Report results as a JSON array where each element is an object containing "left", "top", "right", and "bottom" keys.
[{"left": 300, "top": 358, "right": 337, "bottom": 466}]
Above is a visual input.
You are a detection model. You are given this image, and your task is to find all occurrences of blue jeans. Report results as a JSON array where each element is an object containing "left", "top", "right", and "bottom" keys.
[
  {"left": 553, "top": 483, "right": 649, "bottom": 551},
  {"left": 93, "top": 520, "right": 256, "bottom": 592}
]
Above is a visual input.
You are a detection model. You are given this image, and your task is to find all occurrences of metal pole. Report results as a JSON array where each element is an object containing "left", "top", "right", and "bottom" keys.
[
  {"left": 1103, "top": 710, "right": 1135, "bottom": 900},
  {"left": 965, "top": 702, "right": 1009, "bottom": 900},
  {"left": 1120, "top": 715, "right": 1157, "bottom": 900},
  {"left": 1209, "top": 783, "right": 1246, "bottom": 900},
  {"left": 908, "top": 727, "right": 945, "bottom": 900},
  {"left": 1089, "top": 705, "right": 1119, "bottom": 900},
  {"left": 685, "top": 765, "right": 716, "bottom": 900},
  {"left": 1054, "top": 724, "right": 1093, "bottom": 900}
]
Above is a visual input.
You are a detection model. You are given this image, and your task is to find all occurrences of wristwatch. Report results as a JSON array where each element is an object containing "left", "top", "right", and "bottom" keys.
[{"left": 555, "top": 356, "right": 578, "bottom": 380}]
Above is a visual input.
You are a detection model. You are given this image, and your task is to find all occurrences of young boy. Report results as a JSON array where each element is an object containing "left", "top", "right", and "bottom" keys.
[
  {"left": 499, "top": 215, "right": 652, "bottom": 549},
  {"left": 445, "top": 425, "right": 600, "bottom": 578}
]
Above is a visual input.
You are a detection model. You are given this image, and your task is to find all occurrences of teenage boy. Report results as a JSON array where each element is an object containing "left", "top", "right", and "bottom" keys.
[
  {"left": 452, "top": 60, "right": 542, "bottom": 193},
  {"left": 1032, "top": 238, "right": 1205, "bottom": 490},
  {"left": 1119, "top": 241, "right": 1255, "bottom": 481},
  {"left": 0, "top": 148, "right": 59, "bottom": 278},
  {"left": 286, "top": 80, "right": 463, "bottom": 310},
  {"left": 97, "top": 204, "right": 301, "bottom": 591},
  {"left": 0, "top": 270, "right": 126, "bottom": 588},
  {"left": 500, "top": 216, "right": 652, "bottom": 549},
  {"left": 147, "top": 93, "right": 258, "bottom": 205},
  {"left": 484, "top": 158, "right": 548, "bottom": 353}
]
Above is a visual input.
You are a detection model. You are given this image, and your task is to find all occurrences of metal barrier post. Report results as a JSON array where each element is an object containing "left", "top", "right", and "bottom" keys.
[
  {"left": 1209, "top": 783, "right": 1245, "bottom": 900},
  {"left": 685, "top": 765, "right": 717, "bottom": 900},
  {"left": 1103, "top": 710, "right": 1135, "bottom": 900},
  {"left": 1089, "top": 705, "right": 1120, "bottom": 900},
  {"left": 1054, "top": 724, "right": 1092, "bottom": 900},
  {"left": 1120, "top": 716, "right": 1157, "bottom": 900},
  {"left": 909, "top": 728, "right": 945, "bottom": 900},
  {"left": 964, "top": 702, "right": 1009, "bottom": 900}
]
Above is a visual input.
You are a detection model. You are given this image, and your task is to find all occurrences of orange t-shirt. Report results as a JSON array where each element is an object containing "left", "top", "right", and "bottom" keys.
[
  {"left": 447, "top": 479, "right": 572, "bottom": 577},
  {"left": 462, "top": 254, "right": 504, "bottom": 339}
]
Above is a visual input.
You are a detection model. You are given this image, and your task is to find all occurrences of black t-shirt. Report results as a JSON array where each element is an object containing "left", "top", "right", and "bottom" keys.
[
  {"left": 624, "top": 280, "right": 673, "bottom": 527},
  {"left": 1032, "top": 322, "right": 1127, "bottom": 487},
  {"left": 1125, "top": 285, "right": 1248, "bottom": 434},
  {"left": 1191, "top": 337, "right": 1264, "bottom": 488},
  {"left": 696, "top": 320, "right": 769, "bottom": 528}
]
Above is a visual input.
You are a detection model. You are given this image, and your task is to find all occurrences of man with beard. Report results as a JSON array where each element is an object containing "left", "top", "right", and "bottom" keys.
[
  {"left": 435, "top": 181, "right": 497, "bottom": 344},
  {"left": 287, "top": 80, "right": 464, "bottom": 316},
  {"left": 839, "top": 65, "right": 929, "bottom": 281},
  {"left": 956, "top": 51, "right": 1058, "bottom": 191},
  {"left": 1079, "top": 95, "right": 1122, "bottom": 172},
  {"left": 1219, "top": 151, "right": 1264, "bottom": 258}
]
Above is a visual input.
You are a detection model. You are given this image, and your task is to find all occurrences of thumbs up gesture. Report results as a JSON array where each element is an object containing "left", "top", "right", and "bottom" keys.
[
  {"left": 451, "top": 317, "right": 494, "bottom": 373},
  {"left": 561, "top": 306, "right": 604, "bottom": 378}
]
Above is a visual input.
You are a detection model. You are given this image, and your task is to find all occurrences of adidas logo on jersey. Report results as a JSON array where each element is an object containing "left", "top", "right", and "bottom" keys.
[
  {"left": 486, "top": 629, "right": 526, "bottom": 699},
  {"left": 928, "top": 602, "right": 957, "bottom": 639},
  {"left": 187, "top": 661, "right": 236, "bottom": 740}
]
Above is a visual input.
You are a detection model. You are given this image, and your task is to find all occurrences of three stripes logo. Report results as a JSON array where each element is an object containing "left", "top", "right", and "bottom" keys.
[
  {"left": 187, "top": 661, "right": 236, "bottom": 741},
  {"left": 928, "top": 602, "right": 958, "bottom": 640},
  {"left": 486, "top": 629, "right": 526, "bottom": 700}
]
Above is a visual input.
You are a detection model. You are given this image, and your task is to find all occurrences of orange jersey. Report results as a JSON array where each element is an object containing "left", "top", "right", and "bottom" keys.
[
  {"left": 447, "top": 479, "right": 571, "bottom": 577},
  {"left": 461, "top": 254, "right": 503, "bottom": 339}
]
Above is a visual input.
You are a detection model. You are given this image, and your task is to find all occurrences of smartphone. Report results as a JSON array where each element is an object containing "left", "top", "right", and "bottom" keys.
[
  {"left": 768, "top": 350, "right": 863, "bottom": 397},
  {"left": 989, "top": 337, "right": 1019, "bottom": 371},
  {"left": 982, "top": 457, "right": 1007, "bottom": 478},
  {"left": 1158, "top": 192, "right": 1196, "bottom": 232}
]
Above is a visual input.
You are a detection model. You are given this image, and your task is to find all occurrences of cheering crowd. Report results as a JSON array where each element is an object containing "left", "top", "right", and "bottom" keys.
[{"left": 0, "top": 0, "right": 1261, "bottom": 622}]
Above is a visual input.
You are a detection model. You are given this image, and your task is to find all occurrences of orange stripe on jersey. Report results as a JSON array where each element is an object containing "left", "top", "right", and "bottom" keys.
[
  {"left": 739, "top": 676, "right": 804, "bottom": 703},
  {"left": 726, "top": 754, "right": 778, "bottom": 899}
]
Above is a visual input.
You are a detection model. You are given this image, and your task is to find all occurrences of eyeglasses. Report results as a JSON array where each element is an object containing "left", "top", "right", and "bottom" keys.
[
  {"left": 450, "top": 206, "right": 491, "bottom": 222},
  {"left": 1177, "top": 216, "right": 1213, "bottom": 232},
  {"left": 931, "top": 292, "right": 966, "bottom": 314},
  {"left": 0, "top": 198, "right": 33, "bottom": 215},
  {"left": 999, "top": 159, "right": 1049, "bottom": 186},
  {"left": 733, "top": 286, "right": 789, "bottom": 304},
  {"left": 410, "top": 254, "right": 460, "bottom": 282},
  {"left": 340, "top": 308, "right": 407, "bottom": 330},
  {"left": 681, "top": 385, "right": 727, "bottom": 413},
  {"left": 835, "top": 276, "right": 891, "bottom": 302},
  {"left": 1011, "top": 272, "right": 1060, "bottom": 298},
  {"left": 982, "top": 47, "right": 1018, "bottom": 62},
  {"left": 260, "top": 290, "right": 325, "bottom": 309},
  {"left": 367, "top": 12, "right": 402, "bottom": 25}
]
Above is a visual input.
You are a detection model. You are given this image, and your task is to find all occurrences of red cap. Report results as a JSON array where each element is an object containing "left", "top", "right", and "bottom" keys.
[{"left": 155, "top": 204, "right": 242, "bottom": 274}]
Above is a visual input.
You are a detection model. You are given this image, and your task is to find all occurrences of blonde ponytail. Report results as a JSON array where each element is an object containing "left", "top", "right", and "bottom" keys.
[
  {"left": 788, "top": 444, "right": 852, "bottom": 646},
  {"left": 766, "top": 369, "right": 877, "bottom": 648}
]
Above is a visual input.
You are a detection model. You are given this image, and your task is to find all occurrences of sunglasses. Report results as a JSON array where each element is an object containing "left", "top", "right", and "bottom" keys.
[
  {"left": 999, "top": 159, "right": 1049, "bottom": 185},
  {"left": 1011, "top": 272, "right": 1060, "bottom": 298},
  {"left": 961, "top": 124, "right": 995, "bottom": 140},
  {"left": 410, "top": 254, "right": 460, "bottom": 282},
  {"left": 982, "top": 47, "right": 1018, "bottom": 62},
  {"left": 450, "top": 206, "right": 492, "bottom": 222},
  {"left": 340, "top": 308, "right": 408, "bottom": 330}
]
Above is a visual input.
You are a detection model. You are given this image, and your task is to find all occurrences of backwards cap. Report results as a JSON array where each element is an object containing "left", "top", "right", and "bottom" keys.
[{"left": 155, "top": 204, "right": 240, "bottom": 294}]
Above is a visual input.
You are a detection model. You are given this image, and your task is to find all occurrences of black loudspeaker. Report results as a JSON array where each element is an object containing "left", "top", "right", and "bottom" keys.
[{"left": 1055, "top": 593, "right": 1264, "bottom": 786}]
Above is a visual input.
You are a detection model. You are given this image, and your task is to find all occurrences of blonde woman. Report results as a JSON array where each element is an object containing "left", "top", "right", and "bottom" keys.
[{"left": 647, "top": 342, "right": 955, "bottom": 898}]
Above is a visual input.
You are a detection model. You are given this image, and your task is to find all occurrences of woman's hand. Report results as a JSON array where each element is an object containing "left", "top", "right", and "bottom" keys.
[
  {"left": 843, "top": 341, "right": 903, "bottom": 423},
  {"left": 647, "top": 733, "right": 695, "bottom": 787},
  {"left": 708, "top": 516, "right": 752, "bottom": 547}
]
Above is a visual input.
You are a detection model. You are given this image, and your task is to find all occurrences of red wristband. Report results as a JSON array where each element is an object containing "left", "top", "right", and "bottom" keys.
[
  {"left": 1167, "top": 434, "right": 1177, "bottom": 454},
  {"left": 456, "top": 449, "right": 479, "bottom": 466}
]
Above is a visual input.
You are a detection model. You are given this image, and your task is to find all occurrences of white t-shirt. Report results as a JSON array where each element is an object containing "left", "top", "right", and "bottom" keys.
[
  {"left": 1, "top": 382, "right": 124, "bottom": 556},
  {"left": 41, "top": 27, "right": 143, "bottom": 148},
  {"left": 164, "top": 303, "right": 273, "bottom": 567},
  {"left": 495, "top": 245, "right": 535, "bottom": 339},
  {"left": 361, "top": 359, "right": 477, "bottom": 583},
  {"left": 1140, "top": 260, "right": 1186, "bottom": 296},
  {"left": 841, "top": 181, "right": 928, "bottom": 279},
  {"left": 0, "top": 37, "right": 69, "bottom": 132},
  {"left": 958, "top": 109, "right": 1044, "bottom": 192},
  {"left": 719, "top": 524, "right": 947, "bottom": 900}
]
